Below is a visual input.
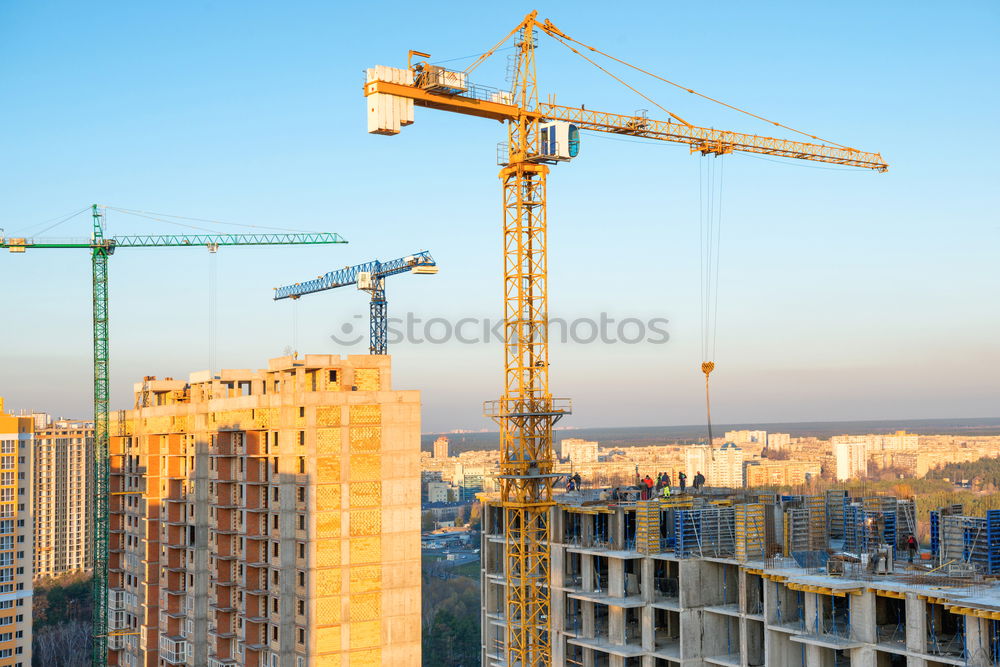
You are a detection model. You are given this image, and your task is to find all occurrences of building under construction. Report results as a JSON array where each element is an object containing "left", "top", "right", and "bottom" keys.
[
  {"left": 108, "top": 355, "right": 421, "bottom": 667},
  {"left": 480, "top": 489, "right": 1000, "bottom": 667}
]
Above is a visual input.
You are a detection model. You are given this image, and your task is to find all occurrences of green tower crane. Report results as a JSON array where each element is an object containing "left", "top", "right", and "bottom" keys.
[{"left": 1, "top": 205, "right": 346, "bottom": 666}]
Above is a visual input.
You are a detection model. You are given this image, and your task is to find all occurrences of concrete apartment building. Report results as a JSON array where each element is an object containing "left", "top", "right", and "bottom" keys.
[
  {"left": 481, "top": 488, "right": 1000, "bottom": 667},
  {"left": 108, "top": 355, "right": 420, "bottom": 667},
  {"left": 562, "top": 439, "right": 600, "bottom": 465},
  {"left": 433, "top": 436, "right": 449, "bottom": 459},
  {"left": 0, "top": 399, "right": 33, "bottom": 667},
  {"left": 833, "top": 439, "right": 868, "bottom": 481},
  {"left": 32, "top": 418, "right": 93, "bottom": 579}
]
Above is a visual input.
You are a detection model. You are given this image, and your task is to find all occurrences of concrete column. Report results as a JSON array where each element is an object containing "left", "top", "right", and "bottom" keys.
[
  {"left": 804, "top": 592, "right": 820, "bottom": 633},
  {"left": 613, "top": 508, "right": 625, "bottom": 550},
  {"left": 640, "top": 558, "right": 655, "bottom": 603},
  {"left": 850, "top": 590, "right": 876, "bottom": 644},
  {"left": 582, "top": 554, "right": 594, "bottom": 593},
  {"left": 905, "top": 593, "right": 926, "bottom": 653},
  {"left": 582, "top": 599, "right": 595, "bottom": 639},
  {"left": 552, "top": 507, "right": 564, "bottom": 545},
  {"left": 850, "top": 645, "right": 877, "bottom": 667},
  {"left": 738, "top": 617, "right": 749, "bottom": 667},
  {"left": 609, "top": 606, "right": 625, "bottom": 645},
  {"left": 805, "top": 644, "right": 832, "bottom": 667},
  {"left": 551, "top": 547, "right": 566, "bottom": 589},
  {"left": 762, "top": 577, "right": 778, "bottom": 624},
  {"left": 583, "top": 514, "right": 594, "bottom": 547},
  {"left": 679, "top": 609, "right": 704, "bottom": 660},
  {"left": 641, "top": 605, "right": 655, "bottom": 652},
  {"left": 609, "top": 656, "right": 625, "bottom": 667},
  {"left": 609, "top": 557, "right": 625, "bottom": 598},
  {"left": 678, "top": 560, "right": 705, "bottom": 609},
  {"left": 965, "top": 615, "right": 989, "bottom": 667}
]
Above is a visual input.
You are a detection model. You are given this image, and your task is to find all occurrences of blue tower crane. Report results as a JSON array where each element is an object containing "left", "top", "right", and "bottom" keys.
[{"left": 274, "top": 251, "right": 437, "bottom": 354}]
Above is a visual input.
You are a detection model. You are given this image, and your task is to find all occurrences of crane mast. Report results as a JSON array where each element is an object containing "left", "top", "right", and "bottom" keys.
[{"left": 486, "top": 14, "right": 570, "bottom": 666}]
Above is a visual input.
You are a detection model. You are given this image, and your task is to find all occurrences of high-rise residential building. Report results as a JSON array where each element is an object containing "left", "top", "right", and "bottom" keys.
[
  {"left": 686, "top": 443, "right": 745, "bottom": 487},
  {"left": 723, "top": 429, "right": 767, "bottom": 446},
  {"left": 832, "top": 438, "right": 868, "bottom": 481},
  {"left": 559, "top": 438, "right": 598, "bottom": 465},
  {"left": 32, "top": 418, "right": 94, "bottom": 579},
  {"left": 0, "top": 398, "right": 33, "bottom": 667},
  {"left": 433, "top": 436, "right": 449, "bottom": 459},
  {"left": 711, "top": 442, "right": 745, "bottom": 487},
  {"left": 108, "top": 355, "right": 421, "bottom": 667},
  {"left": 766, "top": 432, "right": 791, "bottom": 451},
  {"left": 875, "top": 430, "right": 919, "bottom": 450},
  {"left": 685, "top": 444, "right": 712, "bottom": 480}
]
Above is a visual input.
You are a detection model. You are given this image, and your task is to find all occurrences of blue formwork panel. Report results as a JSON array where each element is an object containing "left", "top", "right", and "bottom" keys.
[
  {"left": 883, "top": 511, "right": 897, "bottom": 555},
  {"left": 987, "top": 510, "right": 1000, "bottom": 575},
  {"left": 931, "top": 511, "right": 940, "bottom": 558},
  {"left": 674, "top": 509, "right": 700, "bottom": 558}
]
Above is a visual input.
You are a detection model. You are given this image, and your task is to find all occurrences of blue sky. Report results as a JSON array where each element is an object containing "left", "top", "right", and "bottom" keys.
[{"left": 0, "top": 1, "right": 997, "bottom": 432}]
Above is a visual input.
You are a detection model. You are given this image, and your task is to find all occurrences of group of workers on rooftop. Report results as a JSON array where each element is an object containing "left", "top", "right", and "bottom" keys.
[{"left": 566, "top": 470, "right": 707, "bottom": 501}]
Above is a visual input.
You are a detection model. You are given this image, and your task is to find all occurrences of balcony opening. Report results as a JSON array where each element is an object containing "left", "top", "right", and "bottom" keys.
[{"left": 875, "top": 594, "right": 906, "bottom": 647}]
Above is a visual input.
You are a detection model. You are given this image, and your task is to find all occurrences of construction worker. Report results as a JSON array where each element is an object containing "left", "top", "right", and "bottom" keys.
[
  {"left": 661, "top": 483, "right": 671, "bottom": 498},
  {"left": 573, "top": 472, "right": 582, "bottom": 490},
  {"left": 642, "top": 475, "right": 654, "bottom": 500},
  {"left": 906, "top": 534, "right": 919, "bottom": 563},
  {"left": 693, "top": 471, "right": 705, "bottom": 491},
  {"left": 678, "top": 471, "right": 687, "bottom": 492}
]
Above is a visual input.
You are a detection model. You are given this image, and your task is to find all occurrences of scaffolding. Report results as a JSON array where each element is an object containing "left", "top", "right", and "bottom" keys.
[
  {"left": 806, "top": 494, "right": 827, "bottom": 550},
  {"left": 784, "top": 508, "right": 812, "bottom": 556},
  {"left": 897, "top": 498, "right": 917, "bottom": 544},
  {"left": 675, "top": 507, "right": 735, "bottom": 558},
  {"left": 735, "top": 503, "right": 766, "bottom": 562},
  {"left": 826, "top": 489, "right": 848, "bottom": 539}
]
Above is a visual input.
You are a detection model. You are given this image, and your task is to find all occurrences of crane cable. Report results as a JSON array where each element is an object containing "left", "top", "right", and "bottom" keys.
[
  {"left": 699, "top": 155, "right": 725, "bottom": 446},
  {"left": 539, "top": 22, "right": 855, "bottom": 151}
]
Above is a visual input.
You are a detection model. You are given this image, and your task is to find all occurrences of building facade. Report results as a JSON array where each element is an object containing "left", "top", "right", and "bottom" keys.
[
  {"left": 560, "top": 439, "right": 599, "bottom": 465},
  {"left": 723, "top": 430, "right": 767, "bottom": 446},
  {"left": 833, "top": 438, "right": 868, "bottom": 481},
  {"left": 481, "top": 489, "right": 1000, "bottom": 667},
  {"left": 432, "top": 436, "right": 449, "bottom": 459},
  {"left": 0, "top": 399, "right": 32, "bottom": 667},
  {"left": 108, "top": 355, "right": 420, "bottom": 667},
  {"left": 32, "top": 419, "right": 93, "bottom": 579}
]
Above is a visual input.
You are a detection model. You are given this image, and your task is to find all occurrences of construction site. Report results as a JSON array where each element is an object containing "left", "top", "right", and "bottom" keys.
[
  {"left": 479, "top": 488, "right": 1000, "bottom": 666},
  {"left": 11, "top": 6, "right": 993, "bottom": 667}
]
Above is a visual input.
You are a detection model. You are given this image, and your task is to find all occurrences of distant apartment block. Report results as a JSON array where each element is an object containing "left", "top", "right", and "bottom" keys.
[
  {"left": 685, "top": 443, "right": 744, "bottom": 487},
  {"left": 724, "top": 429, "right": 767, "bottom": 446},
  {"left": 560, "top": 438, "right": 599, "bottom": 465},
  {"left": 0, "top": 398, "right": 33, "bottom": 667},
  {"left": 433, "top": 436, "right": 450, "bottom": 459},
  {"left": 32, "top": 418, "right": 93, "bottom": 579},
  {"left": 832, "top": 438, "right": 868, "bottom": 481},
  {"left": 766, "top": 432, "right": 791, "bottom": 451},
  {"left": 108, "top": 355, "right": 420, "bottom": 667}
]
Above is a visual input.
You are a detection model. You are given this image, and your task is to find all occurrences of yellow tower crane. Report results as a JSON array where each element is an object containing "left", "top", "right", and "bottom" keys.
[{"left": 364, "top": 12, "right": 887, "bottom": 666}]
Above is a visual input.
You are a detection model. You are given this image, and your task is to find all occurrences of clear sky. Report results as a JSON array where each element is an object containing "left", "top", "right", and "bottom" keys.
[{"left": 0, "top": 1, "right": 997, "bottom": 432}]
